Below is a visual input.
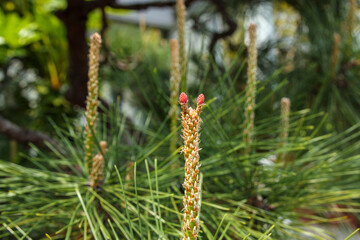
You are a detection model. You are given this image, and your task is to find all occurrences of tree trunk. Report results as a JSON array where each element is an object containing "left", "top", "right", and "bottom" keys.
[{"left": 57, "top": 0, "right": 89, "bottom": 108}]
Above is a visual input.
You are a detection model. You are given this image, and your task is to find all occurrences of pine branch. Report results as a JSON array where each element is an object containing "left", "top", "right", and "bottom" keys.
[
  {"left": 0, "top": 116, "right": 57, "bottom": 149},
  {"left": 107, "top": 0, "right": 177, "bottom": 10},
  {"left": 85, "top": 0, "right": 201, "bottom": 13},
  {"left": 208, "top": 0, "right": 237, "bottom": 54}
]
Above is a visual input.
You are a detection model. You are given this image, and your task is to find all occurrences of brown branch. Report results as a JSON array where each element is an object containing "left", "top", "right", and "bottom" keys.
[
  {"left": 208, "top": 0, "right": 237, "bottom": 54},
  {"left": 0, "top": 116, "right": 57, "bottom": 149},
  {"left": 107, "top": 0, "right": 176, "bottom": 10},
  {"left": 85, "top": 0, "right": 200, "bottom": 13},
  {"left": 100, "top": 7, "right": 108, "bottom": 43},
  {"left": 110, "top": 0, "right": 202, "bottom": 9},
  {"left": 98, "top": 6, "right": 134, "bottom": 70},
  {"left": 85, "top": 0, "right": 174, "bottom": 12}
]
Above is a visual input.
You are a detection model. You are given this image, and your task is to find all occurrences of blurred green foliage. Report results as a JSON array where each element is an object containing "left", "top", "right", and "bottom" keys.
[
  {"left": 219, "top": 0, "right": 360, "bottom": 132},
  {"left": 0, "top": 0, "right": 174, "bottom": 161},
  {"left": 102, "top": 24, "right": 171, "bottom": 120},
  {"left": 0, "top": 0, "right": 69, "bottom": 134}
]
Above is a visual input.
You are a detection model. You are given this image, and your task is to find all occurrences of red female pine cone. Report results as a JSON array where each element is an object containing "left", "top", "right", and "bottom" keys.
[
  {"left": 197, "top": 94, "right": 204, "bottom": 105},
  {"left": 180, "top": 92, "right": 188, "bottom": 104}
]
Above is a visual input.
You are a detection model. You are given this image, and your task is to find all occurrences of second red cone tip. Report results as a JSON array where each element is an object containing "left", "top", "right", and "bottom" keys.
[
  {"left": 197, "top": 94, "right": 205, "bottom": 105},
  {"left": 179, "top": 92, "right": 205, "bottom": 105}
]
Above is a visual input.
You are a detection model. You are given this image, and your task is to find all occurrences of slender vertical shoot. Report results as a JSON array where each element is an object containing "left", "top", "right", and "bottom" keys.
[
  {"left": 279, "top": 98, "right": 290, "bottom": 162},
  {"left": 243, "top": 24, "right": 257, "bottom": 156},
  {"left": 176, "top": 0, "right": 187, "bottom": 92},
  {"left": 84, "top": 33, "right": 101, "bottom": 173},
  {"left": 180, "top": 92, "right": 204, "bottom": 240},
  {"left": 169, "top": 39, "right": 181, "bottom": 159}
]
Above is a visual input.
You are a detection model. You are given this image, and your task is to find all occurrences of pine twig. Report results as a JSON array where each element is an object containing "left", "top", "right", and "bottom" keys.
[
  {"left": 279, "top": 97, "right": 290, "bottom": 162},
  {"left": 0, "top": 115, "right": 57, "bottom": 149},
  {"left": 84, "top": 33, "right": 102, "bottom": 173},
  {"left": 176, "top": 0, "right": 188, "bottom": 92},
  {"left": 180, "top": 92, "right": 205, "bottom": 240},
  {"left": 169, "top": 39, "right": 181, "bottom": 160},
  {"left": 243, "top": 23, "right": 257, "bottom": 156}
]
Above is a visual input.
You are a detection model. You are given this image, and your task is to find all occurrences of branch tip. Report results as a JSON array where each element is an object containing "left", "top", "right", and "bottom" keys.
[
  {"left": 180, "top": 92, "right": 188, "bottom": 104},
  {"left": 197, "top": 94, "right": 205, "bottom": 105}
]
